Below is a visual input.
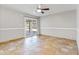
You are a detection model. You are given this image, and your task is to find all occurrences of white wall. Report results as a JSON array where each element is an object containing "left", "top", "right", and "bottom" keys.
[
  {"left": 0, "top": 6, "right": 24, "bottom": 42},
  {"left": 40, "top": 10, "right": 76, "bottom": 40},
  {"left": 77, "top": 5, "right": 79, "bottom": 49}
]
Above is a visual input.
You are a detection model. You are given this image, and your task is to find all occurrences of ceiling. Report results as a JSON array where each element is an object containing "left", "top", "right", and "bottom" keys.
[{"left": 1, "top": 4, "right": 77, "bottom": 17}]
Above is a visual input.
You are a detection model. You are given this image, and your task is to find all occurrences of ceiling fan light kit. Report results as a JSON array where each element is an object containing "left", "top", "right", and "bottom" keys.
[
  {"left": 36, "top": 4, "right": 50, "bottom": 14},
  {"left": 37, "top": 9, "right": 41, "bottom": 12}
]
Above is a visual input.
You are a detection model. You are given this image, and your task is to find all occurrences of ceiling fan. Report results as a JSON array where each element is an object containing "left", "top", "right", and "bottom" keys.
[{"left": 36, "top": 4, "right": 49, "bottom": 14}]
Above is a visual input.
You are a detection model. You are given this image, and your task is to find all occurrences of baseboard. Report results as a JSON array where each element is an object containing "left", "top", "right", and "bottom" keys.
[
  {"left": 0, "top": 37, "right": 25, "bottom": 44},
  {"left": 40, "top": 34, "right": 76, "bottom": 41}
]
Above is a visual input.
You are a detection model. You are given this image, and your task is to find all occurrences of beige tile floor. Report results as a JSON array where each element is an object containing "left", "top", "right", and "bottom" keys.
[{"left": 0, "top": 35, "right": 78, "bottom": 55}]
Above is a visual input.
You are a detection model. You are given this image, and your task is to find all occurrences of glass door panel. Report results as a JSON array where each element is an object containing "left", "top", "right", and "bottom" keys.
[{"left": 25, "top": 19, "right": 37, "bottom": 37}]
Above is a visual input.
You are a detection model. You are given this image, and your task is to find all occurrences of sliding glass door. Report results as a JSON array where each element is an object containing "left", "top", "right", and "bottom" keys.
[{"left": 25, "top": 18, "right": 38, "bottom": 37}]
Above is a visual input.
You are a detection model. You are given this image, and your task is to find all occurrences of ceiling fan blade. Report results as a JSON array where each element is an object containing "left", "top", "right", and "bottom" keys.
[{"left": 41, "top": 8, "right": 49, "bottom": 10}]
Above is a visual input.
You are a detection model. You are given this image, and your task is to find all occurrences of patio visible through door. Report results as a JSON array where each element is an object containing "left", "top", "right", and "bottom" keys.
[{"left": 25, "top": 18, "right": 38, "bottom": 37}]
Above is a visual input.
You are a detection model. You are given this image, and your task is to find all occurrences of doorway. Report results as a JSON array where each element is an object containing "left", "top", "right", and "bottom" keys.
[{"left": 24, "top": 17, "right": 38, "bottom": 37}]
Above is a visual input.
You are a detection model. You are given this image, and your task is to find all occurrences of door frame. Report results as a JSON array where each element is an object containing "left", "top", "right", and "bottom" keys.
[{"left": 24, "top": 17, "right": 39, "bottom": 38}]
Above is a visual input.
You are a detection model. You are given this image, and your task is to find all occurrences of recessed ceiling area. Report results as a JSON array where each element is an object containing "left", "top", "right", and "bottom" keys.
[{"left": 1, "top": 4, "right": 77, "bottom": 17}]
